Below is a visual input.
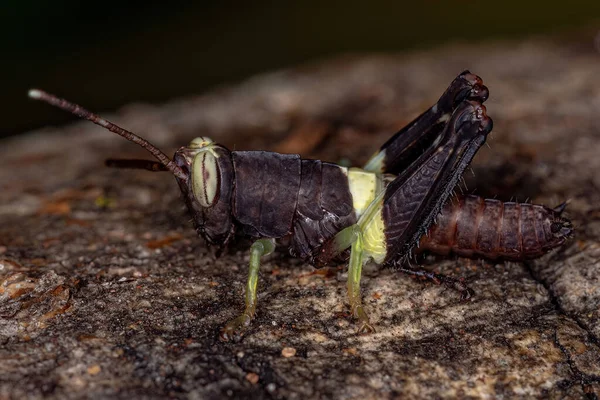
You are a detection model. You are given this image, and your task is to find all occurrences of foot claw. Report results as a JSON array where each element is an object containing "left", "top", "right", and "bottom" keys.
[
  {"left": 459, "top": 287, "right": 475, "bottom": 302},
  {"left": 444, "top": 276, "right": 474, "bottom": 301},
  {"left": 351, "top": 305, "right": 376, "bottom": 334},
  {"left": 357, "top": 322, "right": 376, "bottom": 334},
  {"left": 219, "top": 329, "right": 236, "bottom": 342},
  {"left": 219, "top": 313, "right": 253, "bottom": 342}
]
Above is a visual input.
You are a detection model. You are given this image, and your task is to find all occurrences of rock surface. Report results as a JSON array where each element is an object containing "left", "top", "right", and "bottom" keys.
[{"left": 1, "top": 35, "right": 600, "bottom": 399}]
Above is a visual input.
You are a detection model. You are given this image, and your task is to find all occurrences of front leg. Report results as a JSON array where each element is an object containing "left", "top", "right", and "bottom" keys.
[
  {"left": 220, "top": 239, "right": 275, "bottom": 341},
  {"left": 364, "top": 71, "right": 489, "bottom": 174}
]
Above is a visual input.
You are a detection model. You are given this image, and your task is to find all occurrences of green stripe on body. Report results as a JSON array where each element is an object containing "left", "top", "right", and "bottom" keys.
[{"left": 347, "top": 168, "right": 387, "bottom": 264}]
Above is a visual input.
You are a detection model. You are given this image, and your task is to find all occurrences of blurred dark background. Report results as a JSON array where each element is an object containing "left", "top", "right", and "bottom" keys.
[{"left": 3, "top": 0, "right": 600, "bottom": 139}]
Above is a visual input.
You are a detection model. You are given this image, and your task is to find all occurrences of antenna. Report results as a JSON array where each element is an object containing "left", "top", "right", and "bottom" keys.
[
  {"left": 105, "top": 158, "right": 169, "bottom": 171},
  {"left": 28, "top": 89, "right": 188, "bottom": 181}
]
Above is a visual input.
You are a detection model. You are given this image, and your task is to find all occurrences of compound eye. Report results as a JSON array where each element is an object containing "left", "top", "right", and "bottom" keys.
[{"left": 191, "top": 151, "right": 220, "bottom": 207}]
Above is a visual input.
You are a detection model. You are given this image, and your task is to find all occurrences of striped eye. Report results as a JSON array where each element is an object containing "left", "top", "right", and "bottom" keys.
[{"left": 191, "top": 151, "right": 220, "bottom": 208}]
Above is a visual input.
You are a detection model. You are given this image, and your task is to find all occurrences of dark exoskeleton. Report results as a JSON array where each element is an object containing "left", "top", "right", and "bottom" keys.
[{"left": 29, "top": 71, "right": 573, "bottom": 340}]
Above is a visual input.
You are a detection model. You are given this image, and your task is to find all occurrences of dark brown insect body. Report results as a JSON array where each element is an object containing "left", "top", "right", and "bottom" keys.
[{"left": 420, "top": 195, "right": 572, "bottom": 260}]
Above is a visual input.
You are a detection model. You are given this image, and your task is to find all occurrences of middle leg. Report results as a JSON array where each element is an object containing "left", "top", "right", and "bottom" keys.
[
  {"left": 346, "top": 231, "right": 375, "bottom": 333},
  {"left": 313, "top": 223, "right": 375, "bottom": 333}
]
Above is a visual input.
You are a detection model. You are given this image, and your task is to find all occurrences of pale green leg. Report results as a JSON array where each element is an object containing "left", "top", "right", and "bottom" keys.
[
  {"left": 346, "top": 232, "right": 375, "bottom": 333},
  {"left": 363, "top": 149, "right": 386, "bottom": 173},
  {"left": 322, "top": 223, "right": 375, "bottom": 333},
  {"left": 220, "top": 239, "right": 275, "bottom": 341},
  {"left": 328, "top": 224, "right": 361, "bottom": 258}
]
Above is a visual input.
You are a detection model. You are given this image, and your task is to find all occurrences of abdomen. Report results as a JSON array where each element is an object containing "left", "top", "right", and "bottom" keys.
[{"left": 419, "top": 195, "right": 572, "bottom": 261}]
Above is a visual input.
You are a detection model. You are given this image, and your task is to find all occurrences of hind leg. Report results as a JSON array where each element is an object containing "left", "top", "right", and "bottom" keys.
[
  {"left": 364, "top": 71, "right": 489, "bottom": 174},
  {"left": 315, "top": 98, "right": 492, "bottom": 333},
  {"left": 397, "top": 266, "right": 474, "bottom": 300},
  {"left": 379, "top": 99, "right": 492, "bottom": 263}
]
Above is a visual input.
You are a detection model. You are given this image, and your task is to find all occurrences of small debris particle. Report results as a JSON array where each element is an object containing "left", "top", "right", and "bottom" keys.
[
  {"left": 298, "top": 267, "right": 336, "bottom": 280},
  {"left": 87, "top": 365, "right": 101, "bottom": 375},
  {"left": 281, "top": 347, "right": 296, "bottom": 358},
  {"left": 94, "top": 196, "right": 115, "bottom": 209},
  {"left": 0, "top": 259, "right": 26, "bottom": 272},
  {"left": 245, "top": 372, "right": 259, "bottom": 384},
  {"left": 146, "top": 233, "right": 184, "bottom": 249},
  {"left": 310, "top": 333, "right": 328, "bottom": 343},
  {"left": 29, "top": 258, "right": 47, "bottom": 267},
  {"left": 343, "top": 347, "right": 358, "bottom": 356},
  {"left": 372, "top": 292, "right": 382, "bottom": 299},
  {"left": 266, "top": 383, "right": 277, "bottom": 393},
  {"left": 38, "top": 200, "right": 71, "bottom": 215},
  {"left": 51, "top": 285, "right": 66, "bottom": 296},
  {"left": 65, "top": 218, "right": 91, "bottom": 227}
]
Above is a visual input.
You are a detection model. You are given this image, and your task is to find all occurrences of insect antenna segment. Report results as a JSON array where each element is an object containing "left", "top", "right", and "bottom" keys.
[
  {"left": 28, "top": 89, "right": 188, "bottom": 181},
  {"left": 105, "top": 158, "right": 169, "bottom": 172}
]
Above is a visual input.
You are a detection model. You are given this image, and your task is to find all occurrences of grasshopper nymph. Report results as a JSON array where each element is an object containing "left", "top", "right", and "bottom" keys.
[{"left": 28, "top": 71, "right": 572, "bottom": 340}]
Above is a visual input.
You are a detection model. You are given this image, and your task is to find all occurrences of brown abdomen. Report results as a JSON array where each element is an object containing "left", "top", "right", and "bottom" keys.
[{"left": 419, "top": 195, "right": 571, "bottom": 261}]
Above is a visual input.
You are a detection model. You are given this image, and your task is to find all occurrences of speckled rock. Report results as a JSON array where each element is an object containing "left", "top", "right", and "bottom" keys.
[{"left": 1, "top": 35, "right": 600, "bottom": 399}]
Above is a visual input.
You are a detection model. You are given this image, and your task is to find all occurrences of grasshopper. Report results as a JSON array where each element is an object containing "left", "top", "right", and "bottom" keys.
[{"left": 28, "top": 71, "right": 572, "bottom": 340}]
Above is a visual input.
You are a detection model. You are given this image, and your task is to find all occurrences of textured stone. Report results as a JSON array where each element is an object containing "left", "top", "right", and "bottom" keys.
[{"left": 1, "top": 34, "right": 600, "bottom": 399}]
